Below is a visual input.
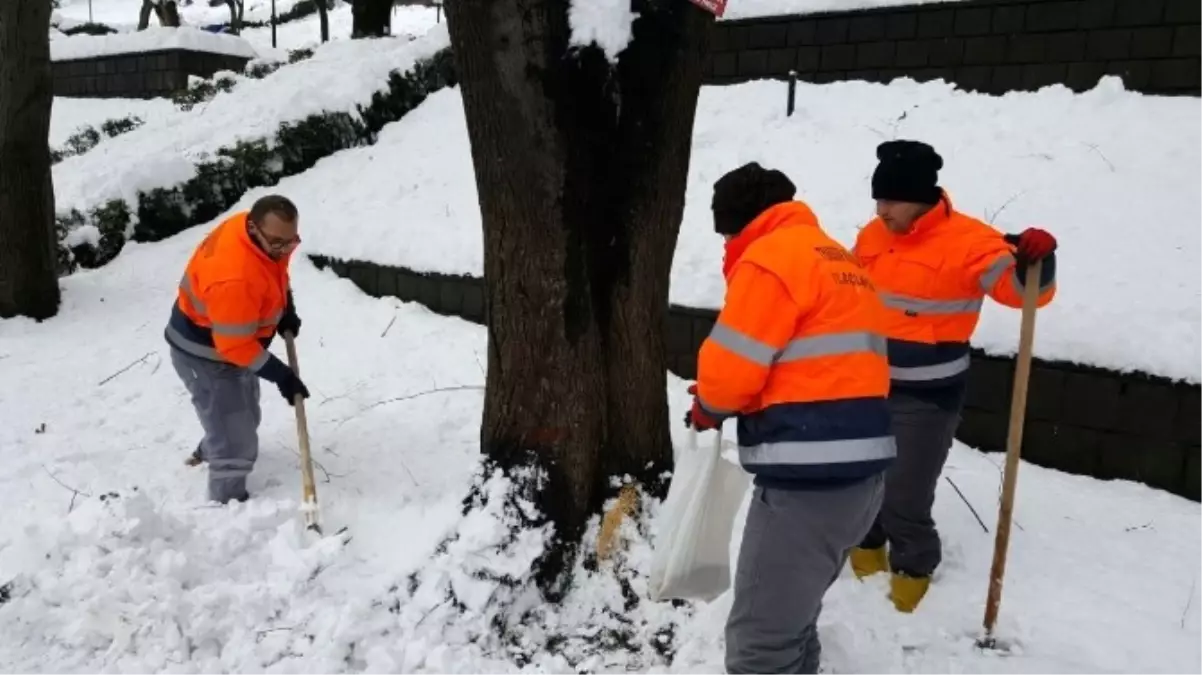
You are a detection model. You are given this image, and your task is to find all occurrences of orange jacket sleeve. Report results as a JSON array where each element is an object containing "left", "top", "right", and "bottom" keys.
[
  {"left": 696, "top": 262, "right": 803, "bottom": 416},
  {"left": 205, "top": 280, "right": 270, "bottom": 370},
  {"left": 964, "top": 235, "right": 1056, "bottom": 310}
]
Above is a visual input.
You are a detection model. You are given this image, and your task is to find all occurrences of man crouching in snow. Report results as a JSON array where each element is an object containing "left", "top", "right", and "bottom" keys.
[
  {"left": 686, "top": 163, "right": 896, "bottom": 674},
  {"left": 164, "top": 194, "right": 310, "bottom": 504},
  {"left": 848, "top": 140, "right": 1058, "bottom": 613}
]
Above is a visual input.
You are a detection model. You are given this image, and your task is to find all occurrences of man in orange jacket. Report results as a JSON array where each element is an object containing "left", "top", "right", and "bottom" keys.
[
  {"left": 687, "top": 163, "right": 895, "bottom": 674},
  {"left": 165, "top": 194, "right": 310, "bottom": 504},
  {"left": 848, "top": 140, "right": 1058, "bottom": 612}
]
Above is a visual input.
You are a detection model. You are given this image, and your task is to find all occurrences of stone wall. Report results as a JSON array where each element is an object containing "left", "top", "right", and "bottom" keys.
[
  {"left": 706, "top": 0, "right": 1201, "bottom": 96},
  {"left": 310, "top": 255, "right": 1201, "bottom": 503},
  {"left": 52, "top": 49, "right": 252, "bottom": 98}
]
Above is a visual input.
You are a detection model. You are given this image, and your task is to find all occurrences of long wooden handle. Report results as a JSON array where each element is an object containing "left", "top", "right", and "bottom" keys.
[
  {"left": 982, "top": 259, "right": 1042, "bottom": 638},
  {"left": 284, "top": 333, "right": 320, "bottom": 526}
]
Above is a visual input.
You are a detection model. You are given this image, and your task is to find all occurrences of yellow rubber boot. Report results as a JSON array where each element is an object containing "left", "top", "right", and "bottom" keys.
[
  {"left": 889, "top": 573, "right": 931, "bottom": 613},
  {"left": 848, "top": 546, "right": 889, "bottom": 579}
]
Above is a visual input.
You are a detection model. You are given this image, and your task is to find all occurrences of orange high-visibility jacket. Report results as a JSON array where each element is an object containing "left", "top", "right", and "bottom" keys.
[
  {"left": 164, "top": 211, "right": 293, "bottom": 374},
  {"left": 696, "top": 201, "right": 896, "bottom": 487},
  {"left": 853, "top": 192, "right": 1056, "bottom": 389}
]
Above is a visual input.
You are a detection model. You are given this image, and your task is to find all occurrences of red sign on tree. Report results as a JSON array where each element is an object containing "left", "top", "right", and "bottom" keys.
[{"left": 688, "top": 0, "right": 727, "bottom": 17}]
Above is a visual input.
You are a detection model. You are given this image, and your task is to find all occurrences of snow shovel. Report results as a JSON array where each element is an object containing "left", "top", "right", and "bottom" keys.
[
  {"left": 283, "top": 331, "right": 323, "bottom": 535},
  {"left": 977, "top": 259, "right": 1043, "bottom": 651}
]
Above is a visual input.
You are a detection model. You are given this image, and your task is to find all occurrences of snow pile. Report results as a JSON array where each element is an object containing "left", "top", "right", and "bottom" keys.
[
  {"left": 51, "top": 24, "right": 450, "bottom": 217},
  {"left": 292, "top": 77, "right": 1201, "bottom": 382},
  {"left": 50, "top": 26, "right": 259, "bottom": 61},
  {"left": 375, "top": 464, "right": 688, "bottom": 672},
  {"left": 0, "top": 492, "right": 350, "bottom": 672},
  {"left": 720, "top": 0, "right": 966, "bottom": 20},
  {"left": 568, "top": 0, "right": 635, "bottom": 62}
]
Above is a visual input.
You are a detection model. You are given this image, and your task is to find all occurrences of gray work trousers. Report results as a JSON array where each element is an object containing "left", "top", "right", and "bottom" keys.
[
  {"left": 859, "top": 392, "right": 962, "bottom": 577},
  {"left": 170, "top": 346, "right": 261, "bottom": 503},
  {"left": 725, "top": 474, "right": 885, "bottom": 674}
]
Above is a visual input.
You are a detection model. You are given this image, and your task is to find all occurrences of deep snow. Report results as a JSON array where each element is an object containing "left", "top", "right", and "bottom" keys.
[
  {"left": 0, "top": 195, "right": 1198, "bottom": 672},
  {"left": 50, "top": 96, "right": 176, "bottom": 148},
  {"left": 50, "top": 26, "right": 259, "bottom": 61}
]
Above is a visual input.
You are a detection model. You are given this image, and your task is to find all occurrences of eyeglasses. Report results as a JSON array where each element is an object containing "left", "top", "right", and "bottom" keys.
[{"left": 252, "top": 221, "right": 300, "bottom": 250}]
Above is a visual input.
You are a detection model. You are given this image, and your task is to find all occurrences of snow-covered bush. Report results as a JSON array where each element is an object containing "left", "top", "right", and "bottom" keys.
[
  {"left": 50, "top": 115, "right": 146, "bottom": 165},
  {"left": 56, "top": 47, "right": 456, "bottom": 273},
  {"left": 171, "top": 71, "right": 240, "bottom": 110},
  {"left": 60, "top": 21, "right": 118, "bottom": 36}
]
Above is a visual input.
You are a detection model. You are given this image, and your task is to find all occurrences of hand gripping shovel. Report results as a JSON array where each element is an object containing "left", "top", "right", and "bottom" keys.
[
  {"left": 283, "top": 332, "right": 323, "bottom": 535},
  {"left": 977, "top": 258, "right": 1043, "bottom": 651}
]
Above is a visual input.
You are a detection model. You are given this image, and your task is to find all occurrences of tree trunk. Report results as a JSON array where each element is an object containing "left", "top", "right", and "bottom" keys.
[
  {"left": 154, "top": 1, "right": 182, "bottom": 27},
  {"left": 351, "top": 0, "right": 391, "bottom": 38},
  {"left": 225, "top": 0, "right": 241, "bottom": 33},
  {"left": 445, "top": 0, "right": 712, "bottom": 591},
  {"left": 138, "top": 0, "right": 154, "bottom": 29},
  {"left": 316, "top": 0, "right": 330, "bottom": 42},
  {"left": 0, "top": 0, "right": 61, "bottom": 320}
]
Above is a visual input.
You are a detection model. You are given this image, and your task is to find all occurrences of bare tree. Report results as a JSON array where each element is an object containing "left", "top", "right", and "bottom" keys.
[
  {"left": 316, "top": 0, "right": 330, "bottom": 42},
  {"left": 0, "top": 0, "right": 62, "bottom": 320},
  {"left": 225, "top": 0, "right": 245, "bottom": 34},
  {"left": 445, "top": 0, "right": 712, "bottom": 589},
  {"left": 138, "top": 0, "right": 182, "bottom": 30}
]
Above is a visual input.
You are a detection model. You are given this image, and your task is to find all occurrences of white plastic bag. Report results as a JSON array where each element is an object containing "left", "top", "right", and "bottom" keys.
[{"left": 649, "top": 428, "right": 751, "bottom": 603}]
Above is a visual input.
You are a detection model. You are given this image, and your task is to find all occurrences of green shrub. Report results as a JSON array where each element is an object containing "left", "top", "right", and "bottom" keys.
[
  {"left": 56, "top": 46, "right": 457, "bottom": 274},
  {"left": 244, "top": 48, "right": 315, "bottom": 80},
  {"left": 171, "top": 72, "right": 239, "bottom": 111},
  {"left": 50, "top": 115, "right": 145, "bottom": 165},
  {"left": 60, "top": 22, "right": 118, "bottom": 36}
]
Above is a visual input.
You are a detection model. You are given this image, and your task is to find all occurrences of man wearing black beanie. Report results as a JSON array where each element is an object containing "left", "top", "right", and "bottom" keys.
[
  {"left": 847, "top": 140, "right": 1060, "bottom": 613},
  {"left": 688, "top": 162, "right": 896, "bottom": 674}
]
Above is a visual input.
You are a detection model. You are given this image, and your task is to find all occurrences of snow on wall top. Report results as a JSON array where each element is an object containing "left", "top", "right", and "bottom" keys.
[
  {"left": 719, "top": 0, "right": 966, "bottom": 20},
  {"left": 50, "top": 26, "right": 259, "bottom": 62}
]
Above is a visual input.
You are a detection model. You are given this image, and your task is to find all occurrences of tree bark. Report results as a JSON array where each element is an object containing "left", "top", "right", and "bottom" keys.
[
  {"left": 0, "top": 0, "right": 61, "bottom": 320},
  {"left": 316, "top": 0, "right": 330, "bottom": 42},
  {"left": 225, "top": 0, "right": 242, "bottom": 33},
  {"left": 351, "top": 0, "right": 391, "bottom": 38},
  {"left": 138, "top": 0, "right": 154, "bottom": 29},
  {"left": 155, "top": 1, "right": 182, "bottom": 27},
  {"left": 446, "top": 0, "right": 712, "bottom": 591}
]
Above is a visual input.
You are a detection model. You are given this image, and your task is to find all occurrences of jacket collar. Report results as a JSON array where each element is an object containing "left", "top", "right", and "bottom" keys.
[
  {"left": 722, "top": 201, "right": 819, "bottom": 279},
  {"left": 898, "top": 190, "right": 954, "bottom": 239}
]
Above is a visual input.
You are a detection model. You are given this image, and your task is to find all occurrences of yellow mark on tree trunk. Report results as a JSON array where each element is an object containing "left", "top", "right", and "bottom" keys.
[{"left": 597, "top": 484, "right": 639, "bottom": 562}]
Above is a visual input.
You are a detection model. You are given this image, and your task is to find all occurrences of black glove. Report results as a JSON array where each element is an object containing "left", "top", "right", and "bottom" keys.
[
  {"left": 275, "top": 367, "right": 310, "bottom": 406},
  {"left": 278, "top": 292, "right": 301, "bottom": 338}
]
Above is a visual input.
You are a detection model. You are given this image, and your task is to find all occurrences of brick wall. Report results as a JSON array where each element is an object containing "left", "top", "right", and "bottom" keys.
[
  {"left": 706, "top": 0, "right": 1201, "bottom": 96},
  {"left": 310, "top": 255, "right": 1201, "bottom": 503},
  {"left": 52, "top": 49, "right": 252, "bottom": 98}
]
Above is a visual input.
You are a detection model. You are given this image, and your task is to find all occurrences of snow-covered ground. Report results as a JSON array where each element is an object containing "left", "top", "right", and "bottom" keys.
[
  {"left": 51, "top": 96, "right": 177, "bottom": 148},
  {"left": 0, "top": 195, "right": 1198, "bottom": 671},
  {"left": 288, "top": 79, "right": 1201, "bottom": 383}
]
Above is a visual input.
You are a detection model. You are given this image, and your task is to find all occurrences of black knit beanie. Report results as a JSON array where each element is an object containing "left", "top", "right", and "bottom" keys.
[
  {"left": 711, "top": 162, "right": 797, "bottom": 236},
  {"left": 871, "top": 140, "right": 944, "bottom": 205}
]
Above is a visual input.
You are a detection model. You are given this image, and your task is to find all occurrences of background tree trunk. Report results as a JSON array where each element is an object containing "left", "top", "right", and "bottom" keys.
[
  {"left": 138, "top": 0, "right": 154, "bottom": 29},
  {"left": 0, "top": 0, "right": 62, "bottom": 320},
  {"left": 446, "top": 0, "right": 711, "bottom": 591},
  {"left": 316, "top": 0, "right": 330, "bottom": 42},
  {"left": 351, "top": 0, "right": 391, "bottom": 38},
  {"left": 225, "top": 0, "right": 242, "bottom": 33},
  {"left": 154, "top": 1, "right": 182, "bottom": 27}
]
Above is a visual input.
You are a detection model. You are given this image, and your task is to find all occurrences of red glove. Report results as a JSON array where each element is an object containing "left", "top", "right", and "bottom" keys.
[
  {"left": 1006, "top": 228, "right": 1057, "bottom": 263},
  {"left": 684, "top": 384, "right": 722, "bottom": 431}
]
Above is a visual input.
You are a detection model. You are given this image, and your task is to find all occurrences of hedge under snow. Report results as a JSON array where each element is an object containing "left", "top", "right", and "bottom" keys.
[{"left": 52, "top": 25, "right": 455, "bottom": 273}]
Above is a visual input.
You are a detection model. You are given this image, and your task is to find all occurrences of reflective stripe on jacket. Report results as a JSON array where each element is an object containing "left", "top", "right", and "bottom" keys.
[
  {"left": 853, "top": 193, "right": 1056, "bottom": 389},
  {"left": 696, "top": 201, "right": 895, "bottom": 488},
  {"left": 165, "top": 211, "right": 292, "bottom": 373}
]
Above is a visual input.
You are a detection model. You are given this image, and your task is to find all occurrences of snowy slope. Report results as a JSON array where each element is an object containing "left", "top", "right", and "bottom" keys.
[
  {"left": 51, "top": 96, "right": 177, "bottom": 148},
  {"left": 51, "top": 24, "right": 450, "bottom": 216},
  {"left": 290, "top": 80, "right": 1202, "bottom": 383},
  {"left": 0, "top": 200, "right": 1198, "bottom": 671}
]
